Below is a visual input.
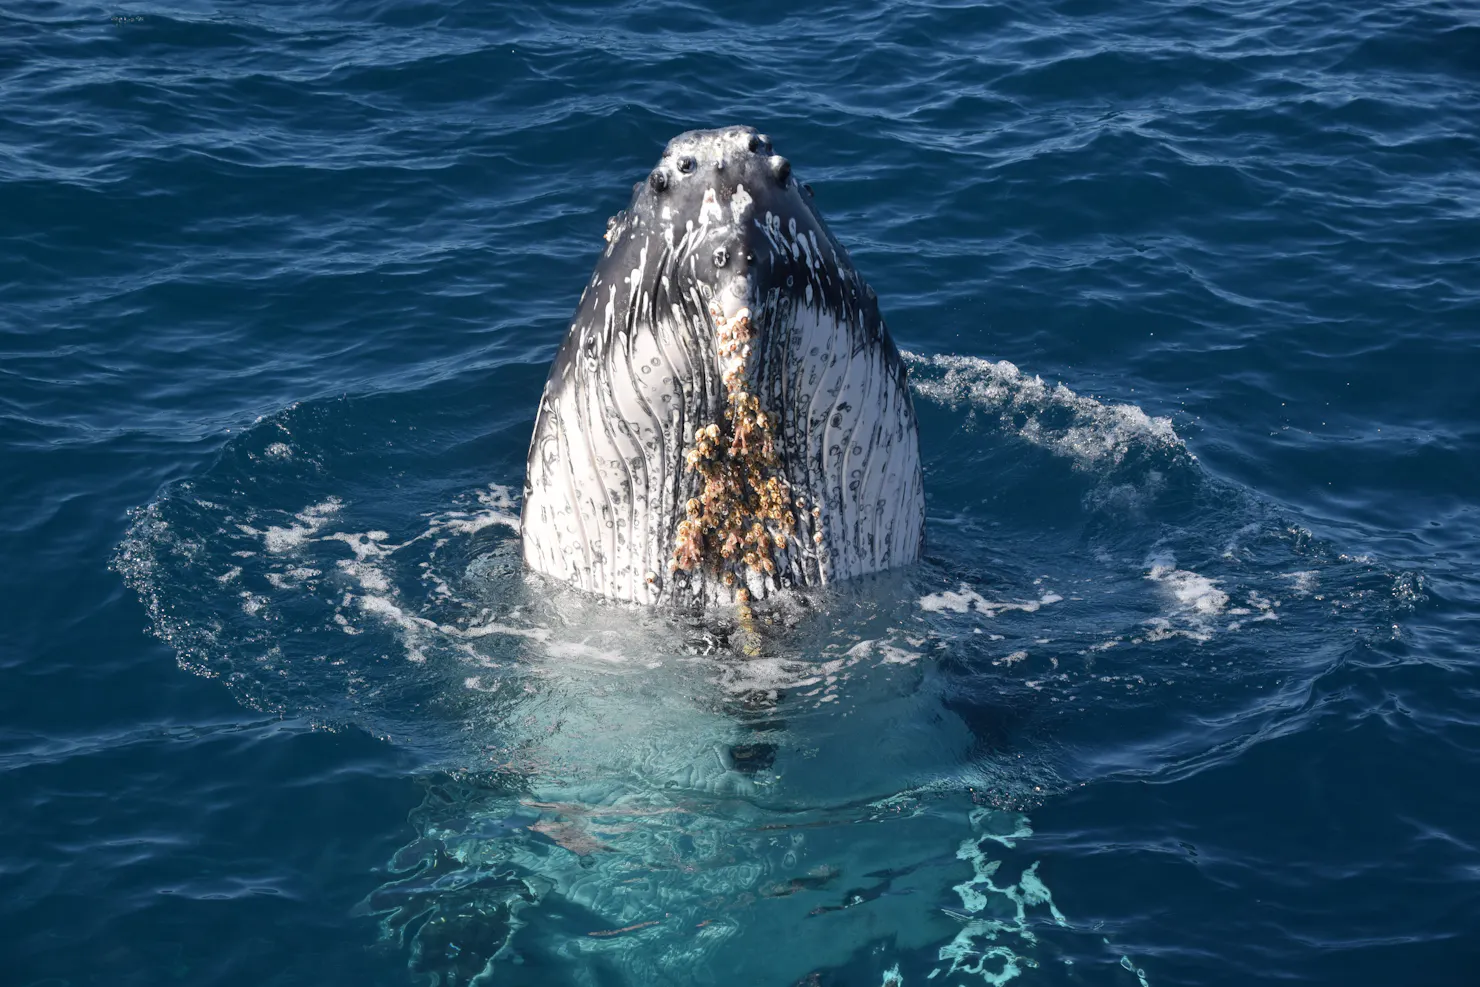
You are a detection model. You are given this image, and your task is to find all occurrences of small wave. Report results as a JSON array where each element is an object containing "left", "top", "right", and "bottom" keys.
[{"left": 904, "top": 351, "right": 1185, "bottom": 470}]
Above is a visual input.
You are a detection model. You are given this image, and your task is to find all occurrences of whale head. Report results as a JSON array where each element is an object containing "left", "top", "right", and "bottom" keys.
[
  {"left": 522, "top": 126, "right": 923, "bottom": 606},
  {"left": 622, "top": 127, "right": 825, "bottom": 354}
]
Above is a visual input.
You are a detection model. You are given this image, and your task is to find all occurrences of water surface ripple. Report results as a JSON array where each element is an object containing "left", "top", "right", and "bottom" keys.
[{"left": 4, "top": 1, "right": 1478, "bottom": 985}]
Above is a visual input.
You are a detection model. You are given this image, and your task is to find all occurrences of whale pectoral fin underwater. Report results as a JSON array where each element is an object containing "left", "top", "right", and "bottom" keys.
[{"left": 521, "top": 126, "right": 925, "bottom": 607}]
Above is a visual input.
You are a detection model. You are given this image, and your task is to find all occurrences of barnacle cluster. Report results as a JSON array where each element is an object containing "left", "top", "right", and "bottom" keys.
[{"left": 671, "top": 304, "right": 800, "bottom": 588}]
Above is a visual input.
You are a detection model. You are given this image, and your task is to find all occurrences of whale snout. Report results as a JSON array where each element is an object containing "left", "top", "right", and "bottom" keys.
[{"left": 643, "top": 126, "right": 797, "bottom": 205}]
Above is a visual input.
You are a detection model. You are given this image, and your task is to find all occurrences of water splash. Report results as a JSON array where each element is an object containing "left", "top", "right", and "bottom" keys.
[{"left": 903, "top": 352, "right": 1185, "bottom": 471}]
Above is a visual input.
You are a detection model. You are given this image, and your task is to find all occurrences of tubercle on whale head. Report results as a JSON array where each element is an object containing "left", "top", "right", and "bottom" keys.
[{"left": 629, "top": 127, "right": 809, "bottom": 291}]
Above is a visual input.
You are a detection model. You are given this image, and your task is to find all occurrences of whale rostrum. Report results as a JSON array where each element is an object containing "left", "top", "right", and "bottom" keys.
[{"left": 521, "top": 126, "right": 924, "bottom": 606}]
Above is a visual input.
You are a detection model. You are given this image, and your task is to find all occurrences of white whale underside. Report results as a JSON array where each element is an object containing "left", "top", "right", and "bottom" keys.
[{"left": 523, "top": 284, "right": 924, "bottom": 607}]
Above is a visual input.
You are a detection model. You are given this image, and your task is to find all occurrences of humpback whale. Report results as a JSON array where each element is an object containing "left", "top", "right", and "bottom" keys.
[{"left": 522, "top": 126, "right": 924, "bottom": 606}]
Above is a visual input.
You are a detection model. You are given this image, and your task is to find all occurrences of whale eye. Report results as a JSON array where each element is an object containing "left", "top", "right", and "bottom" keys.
[
  {"left": 802, "top": 182, "right": 814, "bottom": 197},
  {"left": 712, "top": 246, "right": 728, "bottom": 267},
  {"left": 677, "top": 155, "right": 697, "bottom": 174},
  {"left": 769, "top": 155, "right": 791, "bottom": 185},
  {"left": 748, "top": 134, "right": 771, "bottom": 155},
  {"left": 649, "top": 169, "right": 669, "bottom": 193}
]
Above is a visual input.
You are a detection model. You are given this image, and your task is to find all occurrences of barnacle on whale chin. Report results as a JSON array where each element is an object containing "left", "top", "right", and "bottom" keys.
[{"left": 670, "top": 306, "right": 805, "bottom": 583}]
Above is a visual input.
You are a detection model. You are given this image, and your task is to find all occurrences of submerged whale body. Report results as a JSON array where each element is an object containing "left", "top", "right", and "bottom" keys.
[{"left": 522, "top": 126, "right": 924, "bottom": 605}]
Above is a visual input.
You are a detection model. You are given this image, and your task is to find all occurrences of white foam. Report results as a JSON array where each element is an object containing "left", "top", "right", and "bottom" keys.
[
  {"left": 261, "top": 497, "right": 341, "bottom": 552},
  {"left": 354, "top": 594, "right": 437, "bottom": 662},
  {"left": 265, "top": 566, "right": 319, "bottom": 590},
  {"left": 1283, "top": 570, "right": 1318, "bottom": 595},
  {"left": 920, "top": 584, "right": 1062, "bottom": 617},
  {"left": 846, "top": 639, "right": 924, "bottom": 665},
  {"left": 1145, "top": 556, "right": 1228, "bottom": 616},
  {"left": 356, "top": 593, "right": 433, "bottom": 630},
  {"left": 441, "top": 485, "right": 521, "bottom": 535},
  {"left": 1138, "top": 616, "right": 1211, "bottom": 644},
  {"left": 543, "top": 639, "right": 629, "bottom": 663},
  {"left": 325, "top": 530, "right": 392, "bottom": 560},
  {"left": 920, "top": 585, "right": 988, "bottom": 613},
  {"left": 418, "top": 486, "right": 521, "bottom": 541},
  {"left": 337, "top": 559, "right": 390, "bottom": 593},
  {"left": 456, "top": 620, "right": 550, "bottom": 642},
  {"left": 221, "top": 487, "right": 551, "bottom": 670},
  {"left": 904, "top": 352, "right": 1183, "bottom": 468},
  {"left": 438, "top": 512, "right": 518, "bottom": 535}
]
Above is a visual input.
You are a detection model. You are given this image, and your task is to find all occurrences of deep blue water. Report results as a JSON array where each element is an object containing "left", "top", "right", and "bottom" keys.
[{"left": 4, "top": 1, "right": 1479, "bottom": 984}]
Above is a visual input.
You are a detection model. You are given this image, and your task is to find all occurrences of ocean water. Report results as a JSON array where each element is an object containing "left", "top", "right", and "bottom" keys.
[{"left": 4, "top": 0, "right": 1478, "bottom": 984}]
